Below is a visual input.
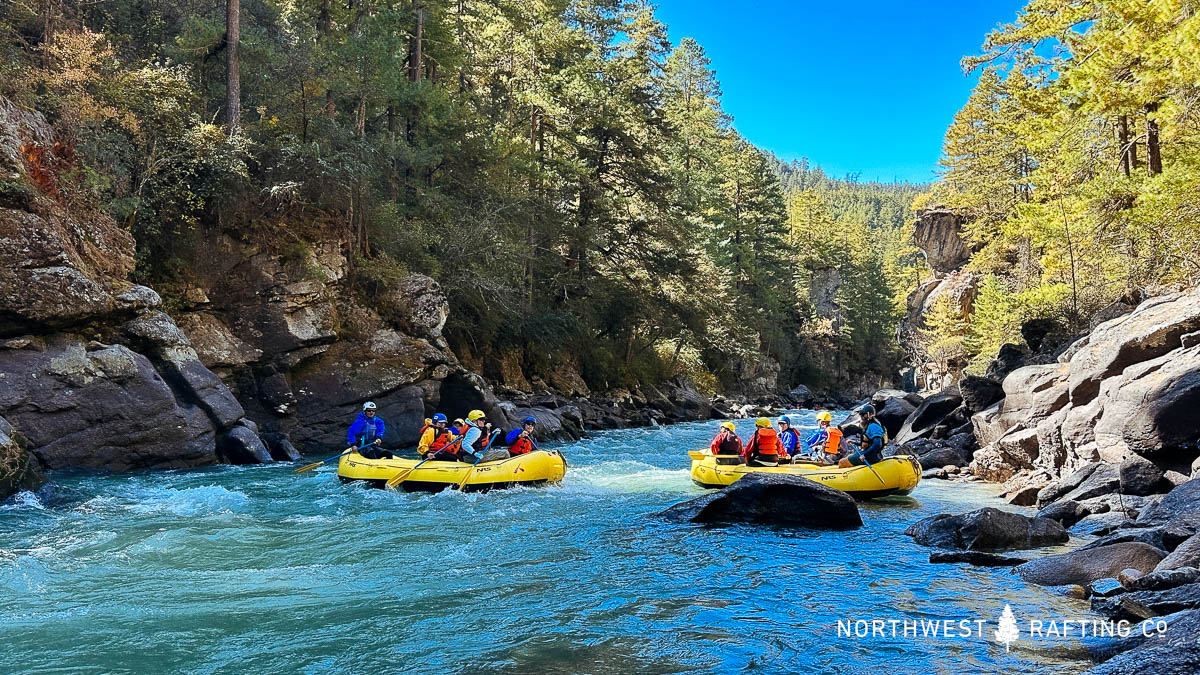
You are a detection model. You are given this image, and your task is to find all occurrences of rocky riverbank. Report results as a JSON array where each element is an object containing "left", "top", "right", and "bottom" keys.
[{"left": 0, "top": 98, "right": 806, "bottom": 500}]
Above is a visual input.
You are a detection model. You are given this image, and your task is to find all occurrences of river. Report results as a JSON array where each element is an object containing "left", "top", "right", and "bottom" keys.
[{"left": 2, "top": 412, "right": 1110, "bottom": 673}]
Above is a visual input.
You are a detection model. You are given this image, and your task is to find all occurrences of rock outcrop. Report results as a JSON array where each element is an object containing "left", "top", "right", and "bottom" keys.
[
  {"left": 659, "top": 473, "right": 863, "bottom": 530},
  {"left": 0, "top": 97, "right": 270, "bottom": 481},
  {"left": 966, "top": 286, "right": 1200, "bottom": 494}
]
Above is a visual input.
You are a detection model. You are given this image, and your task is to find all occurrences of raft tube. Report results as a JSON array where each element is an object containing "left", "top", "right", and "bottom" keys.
[
  {"left": 690, "top": 452, "right": 921, "bottom": 499},
  {"left": 337, "top": 449, "right": 566, "bottom": 492}
]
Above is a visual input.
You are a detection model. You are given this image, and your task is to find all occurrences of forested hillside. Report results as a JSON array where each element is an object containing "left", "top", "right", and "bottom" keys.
[
  {"left": 920, "top": 0, "right": 1200, "bottom": 372},
  {"left": 1, "top": 0, "right": 920, "bottom": 397}
]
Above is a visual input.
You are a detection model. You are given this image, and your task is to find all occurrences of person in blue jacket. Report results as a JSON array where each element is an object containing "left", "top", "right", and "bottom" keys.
[
  {"left": 777, "top": 416, "right": 800, "bottom": 461},
  {"left": 840, "top": 404, "right": 886, "bottom": 468},
  {"left": 347, "top": 401, "right": 391, "bottom": 459}
]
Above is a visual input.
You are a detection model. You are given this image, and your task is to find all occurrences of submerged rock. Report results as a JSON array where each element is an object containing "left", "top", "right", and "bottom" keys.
[
  {"left": 928, "top": 551, "right": 1028, "bottom": 567},
  {"left": 1015, "top": 543, "right": 1167, "bottom": 587},
  {"left": 904, "top": 507, "right": 1068, "bottom": 551},
  {"left": 658, "top": 473, "right": 862, "bottom": 530}
]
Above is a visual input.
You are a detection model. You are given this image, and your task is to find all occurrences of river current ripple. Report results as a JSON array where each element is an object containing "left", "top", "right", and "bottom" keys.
[{"left": 2, "top": 412, "right": 1105, "bottom": 673}]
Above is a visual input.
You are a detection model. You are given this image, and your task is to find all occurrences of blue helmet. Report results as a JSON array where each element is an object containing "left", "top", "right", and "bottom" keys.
[
  {"left": 432, "top": 413, "right": 447, "bottom": 423},
  {"left": 779, "top": 415, "right": 792, "bottom": 425},
  {"left": 523, "top": 416, "right": 536, "bottom": 425}
]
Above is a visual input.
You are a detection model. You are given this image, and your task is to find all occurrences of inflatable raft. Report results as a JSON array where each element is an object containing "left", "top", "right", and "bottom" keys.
[
  {"left": 689, "top": 451, "right": 921, "bottom": 499},
  {"left": 337, "top": 449, "right": 566, "bottom": 492}
]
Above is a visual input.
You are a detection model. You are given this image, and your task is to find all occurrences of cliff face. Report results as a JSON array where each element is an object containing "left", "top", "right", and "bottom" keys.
[
  {"left": 898, "top": 207, "right": 980, "bottom": 391},
  {"left": 0, "top": 99, "right": 273, "bottom": 495}
]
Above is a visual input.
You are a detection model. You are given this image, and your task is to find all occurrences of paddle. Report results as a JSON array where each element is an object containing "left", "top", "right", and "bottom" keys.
[
  {"left": 858, "top": 450, "right": 887, "bottom": 486},
  {"left": 294, "top": 445, "right": 359, "bottom": 474},
  {"left": 455, "top": 429, "right": 500, "bottom": 491},
  {"left": 385, "top": 435, "right": 467, "bottom": 489}
]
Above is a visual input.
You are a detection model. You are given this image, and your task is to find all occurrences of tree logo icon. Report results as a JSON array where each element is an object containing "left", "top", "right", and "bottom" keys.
[{"left": 995, "top": 604, "right": 1020, "bottom": 652}]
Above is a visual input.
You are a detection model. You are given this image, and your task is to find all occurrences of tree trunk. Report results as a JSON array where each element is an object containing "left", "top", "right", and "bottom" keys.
[
  {"left": 1146, "top": 102, "right": 1162, "bottom": 175},
  {"left": 409, "top": 1, "right": 424, "bottom": 82},
  {"left": 225, "top": 0, "right": 241, "bottom": 131},
  {"left": 1118, "top": 115, "right": 1131, "bottom": 177}
]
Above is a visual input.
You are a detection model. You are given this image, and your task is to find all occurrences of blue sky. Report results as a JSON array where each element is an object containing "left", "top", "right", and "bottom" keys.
[{"left": 651, "top": 1, "right": 1022, "bottom": 184}]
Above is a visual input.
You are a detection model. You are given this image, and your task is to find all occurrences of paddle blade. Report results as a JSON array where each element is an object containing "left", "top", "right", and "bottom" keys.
[
  {"left": 294, "top": 461, "right": 323, "bottom": 474},
  {"left": 687, "top": 450, "right": 706, "bottom": 461},
  {"left": 385, "top": 469, "right": 413, "bottom": 488}
]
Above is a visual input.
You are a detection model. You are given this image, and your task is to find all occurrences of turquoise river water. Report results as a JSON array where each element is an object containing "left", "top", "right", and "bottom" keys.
[{"left": 2, "top": 412, "right": 1111, "bottom": 673}]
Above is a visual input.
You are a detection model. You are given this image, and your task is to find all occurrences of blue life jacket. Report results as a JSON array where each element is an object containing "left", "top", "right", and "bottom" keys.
[{"left": 347, "top": 412, "right": 386, "bottom": 446}]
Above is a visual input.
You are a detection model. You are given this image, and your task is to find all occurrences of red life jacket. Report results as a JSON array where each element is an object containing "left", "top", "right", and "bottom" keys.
[
  {"left": 429, "top": 428, "right": 456, "bottom": 453},
  {"left": 712, "top": 431, "right": 742, "bottom": 456},
  {"left": 748, "top": 428, "right": 781, "bottom": 457},
  {"left": 509, "top": 436, "right": 533, "bottom": 455}
]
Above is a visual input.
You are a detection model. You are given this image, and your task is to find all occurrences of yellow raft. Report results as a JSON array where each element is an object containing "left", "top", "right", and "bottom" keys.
[
  {"left": 689, "top": 451, "right": 921, "bottom": 499},
  {"left": 337, "top": 449, "right": 566, "bottom": 492}
]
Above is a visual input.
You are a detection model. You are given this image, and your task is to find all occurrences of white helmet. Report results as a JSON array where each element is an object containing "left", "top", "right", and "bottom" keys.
[{"left": 363, "top": 401, "right": 377, "bottom": 411}]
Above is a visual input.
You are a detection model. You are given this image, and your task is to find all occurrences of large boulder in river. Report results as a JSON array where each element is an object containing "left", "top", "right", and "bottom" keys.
[
  {"left": 1157, "top": 534, "right": 1200, "bottom": 572},
  {"left": 658, "top": 473, "right": 862, "bottom": 530},
  {"left": 1067, "top": 287, "right": 1200, "bottom": 407},
  {"left": 904, "top": 507, "right": 1068, "bottom": 551},
  {"left": 1015, "top": 543, "right": 1167, "bottom": 587}
]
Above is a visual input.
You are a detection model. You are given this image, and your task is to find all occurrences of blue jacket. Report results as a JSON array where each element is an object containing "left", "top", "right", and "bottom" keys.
[
  {"left": 804, "top": 428, "right": 828, "bottom": 453},
  {"left": 849, "top": 420, "right": 886, "bottom": 465},
  {"left": 779, "top": 428, "right": 800, "bottom": 454},
  {"left": 505, "top": 428, "right": 523, "bottom": 446},
  {"left": 347, "top": 412, "right": 386, "bottom": 446}
]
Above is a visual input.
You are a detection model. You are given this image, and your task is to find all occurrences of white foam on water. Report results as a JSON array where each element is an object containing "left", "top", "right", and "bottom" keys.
[
  {"left": 0, "top": 490, "right": 45, "bottom": 510},
  {"left": 571, "top": 460, "right": 691, "bottom": 492},
  {"left": 126, "top": 485, "right": 251, "bottom": 517}
]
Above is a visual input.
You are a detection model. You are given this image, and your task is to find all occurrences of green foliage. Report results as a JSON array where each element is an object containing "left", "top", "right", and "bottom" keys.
[{"left": 932, "top": 0, "right": 1200, "bottom": 359}]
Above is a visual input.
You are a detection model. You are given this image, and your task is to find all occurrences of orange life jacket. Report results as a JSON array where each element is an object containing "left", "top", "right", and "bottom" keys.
[
  {"left": 509, "top": 436, "right": 533, "bottom": 455},
  {"left": 824, "top": 427, "right": 843, "bottom": 455},
  {"left": 748, "top": 428, "right": 781, "bottom": 457}
]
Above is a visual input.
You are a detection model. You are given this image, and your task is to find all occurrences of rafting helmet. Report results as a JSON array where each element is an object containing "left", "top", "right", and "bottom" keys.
[
  {"left": 432, "top": 413, "right": 447, "bottom": 423},
  {"left": 453, "top": 418, "right": 465, "bottom": 426},
  {"left": 720, "top": 421, "right": 736, "bottom": 432},
  {"left": 755, "top": 417, "right": 771, "bottom": 428},
  {"left": 467, "top": 409, "right": 486, "bottom": 421},
  {"left": 816, "top": 411, "right": 832, "bottom": 423},
  {"left": 523, "top": 416, "right": 536, "bottom": 425},
  {"left": 778, "top": 415, "right": 792, "bottom": 426},
  {"left": 857, "top": 403, "right": 876, "bottom": 416},
  {"left": 363, "top": 401, "right": 377, "bottom": 411}
]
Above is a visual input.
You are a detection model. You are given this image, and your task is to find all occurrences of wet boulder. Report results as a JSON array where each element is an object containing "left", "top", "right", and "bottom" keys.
[
  {"left": 929, "top": 551, "right": 1028, "bottom": 567},
  {"left": 904, "top": 507, "right": 1068, "bottom": 551},
  {"left": 1015, "top": 543, "right": 1167, "bottom": 587},
  {"left": 658, "top": 473, "right": 862, "bottom": 530},
  {"left": 218, "top": 425, "right": 273, "bottom": 464},
  {"left": 873, "top": 395, "right": 917, "bottom": 439},
  {"left": 0, "top": 416, "right": 45, "bottom": 500},
  {"left": 1084, "top": 608, "right": 1200, "bottom": 674}
]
